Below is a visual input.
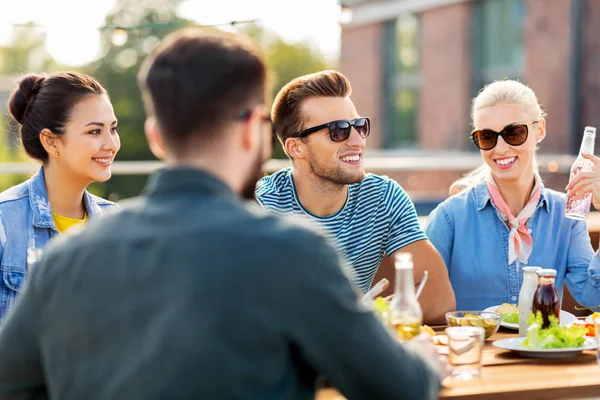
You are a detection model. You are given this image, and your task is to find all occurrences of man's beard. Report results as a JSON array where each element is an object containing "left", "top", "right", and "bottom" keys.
[
  {"left": 241, "top": 146, "right": 265, "bottom": 200},
  {"left": 307, "top": 151, "right": 365, "bottom": 186}
]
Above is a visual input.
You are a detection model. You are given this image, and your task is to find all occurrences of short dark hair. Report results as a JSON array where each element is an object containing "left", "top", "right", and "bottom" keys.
[
  {"left": 8, "top": 72, "right": 106, "bottom": 162},
  {"left": 137, "top": 28, "right": 267, "bottom": 153},
  {"left": 271, "top": 70, "right": 351, "bottom": 147}
]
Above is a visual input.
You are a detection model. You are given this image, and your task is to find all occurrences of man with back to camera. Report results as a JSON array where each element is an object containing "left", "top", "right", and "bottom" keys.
[{"left": 0, "top": 29, "right": 447, "bottom": 400}]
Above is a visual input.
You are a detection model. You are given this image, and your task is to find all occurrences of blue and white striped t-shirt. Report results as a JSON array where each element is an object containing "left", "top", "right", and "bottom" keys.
[{"left": 255, "top": 168, "right": 427, "bottom": 293}]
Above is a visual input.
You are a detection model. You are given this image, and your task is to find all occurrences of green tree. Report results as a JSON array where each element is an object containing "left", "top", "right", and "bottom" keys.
[
  {"left": 0, "top": 13, "right": 332, "bottom": 197},
  {"left": 84, "top": 0, "right": 192, "bottom": 199},
  {"left": 267, "top": 39, "right": 331, "bottom": 158},
  {"left": 84, "top": 3, "right": 331, "bottom": 198},
  {"left": 268, "top": 39, "right": 331, "bottom": 99},
  {"left": 0, "top": 114, "right": 29, "bottom": 192},
  {"left": 0, "top": 22, "right": 59, "bottom": 75},
  {"left": 0, "top": 23, "right": 61, "bottom": 192},
  {"left": 239, "top": 24, "right": 331, "bottom": 158}
]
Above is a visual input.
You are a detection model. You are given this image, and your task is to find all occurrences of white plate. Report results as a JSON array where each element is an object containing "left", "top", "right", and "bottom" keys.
[
  {"left": 585, "top": 313, "right": 599, "bottom": 324},
  {"left": 493, "top": 337, "right": 596, "bottom": 358},
  {"left": 483, "top": 306, "right": 578, "bottom": 330}
]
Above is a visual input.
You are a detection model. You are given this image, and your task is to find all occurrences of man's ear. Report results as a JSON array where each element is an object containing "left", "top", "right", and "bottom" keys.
[
  {"left": 285, "top": 137, "right": 308, "bottom": 161},
  {"left": 144, "top": 117, "right": 166, "bottom": 160}
]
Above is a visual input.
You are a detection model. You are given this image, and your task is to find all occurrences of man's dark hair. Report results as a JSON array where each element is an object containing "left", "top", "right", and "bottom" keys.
[{"left": 138, "top": 28, "right": 267, "bottom": 153}]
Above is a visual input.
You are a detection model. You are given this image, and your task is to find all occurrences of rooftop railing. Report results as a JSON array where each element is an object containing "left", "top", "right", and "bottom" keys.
[{"left": 0, "top": 153, "right": 577, "bottom": 175}]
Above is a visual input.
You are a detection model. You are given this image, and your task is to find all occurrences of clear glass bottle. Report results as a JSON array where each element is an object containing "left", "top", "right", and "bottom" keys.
[
  {"left": 532, "top": 269, "right": 560, "bottom": 329},
  {"left": 389, "top": 253, "right": 422, "bottom": 342},
  {"left": 518, "top": 266, "right": 541, "bottom": 337},
  {"left": 565, "top": 126, "right": 596, "bottom": 220}
]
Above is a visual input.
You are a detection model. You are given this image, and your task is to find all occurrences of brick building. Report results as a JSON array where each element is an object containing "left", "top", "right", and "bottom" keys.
[{"left": 339, "top": 0, "right": 600, "bottom": 203}]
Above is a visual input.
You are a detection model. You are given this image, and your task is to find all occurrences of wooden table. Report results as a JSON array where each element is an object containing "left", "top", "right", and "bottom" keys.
[{"left": 316, "top": 327, "right": 600, "bottom": 400}]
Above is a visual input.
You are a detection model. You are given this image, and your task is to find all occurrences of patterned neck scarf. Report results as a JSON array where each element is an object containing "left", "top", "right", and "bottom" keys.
[{"left": 486, "top": 174, "right": 543, "bottom": 265}]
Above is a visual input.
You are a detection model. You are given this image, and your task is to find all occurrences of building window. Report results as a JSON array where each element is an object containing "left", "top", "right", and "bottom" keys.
[
  {"left": 383, "top": 13, "right": 420, "bottom": 148},
  {"left": 472, "top": 0, "right": 525, "bottom": 91}
]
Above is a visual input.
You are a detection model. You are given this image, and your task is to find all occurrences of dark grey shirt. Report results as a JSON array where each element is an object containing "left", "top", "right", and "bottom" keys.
[{"left": 0, "top": 168, "right": 438, "bottom": 400}]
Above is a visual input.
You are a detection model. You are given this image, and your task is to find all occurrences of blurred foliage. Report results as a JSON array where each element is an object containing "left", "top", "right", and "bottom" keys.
[
  {"left": 240, "top": 24, "right": 330, "bottom": 159},
  {"left": 0, "top": 22, "right": 60, "bottom": 75},
  {"left": 82, "top": 0, "right": 193, "bottom": 200},
  {"left": 0, "top": 114, "right": 29, "bottom": 191},
  {"left": 0, "top": 23, "right": 60, "bottom": 192},
  {"left": 0, "top": 0, "right": 332, "bottom": 198}
]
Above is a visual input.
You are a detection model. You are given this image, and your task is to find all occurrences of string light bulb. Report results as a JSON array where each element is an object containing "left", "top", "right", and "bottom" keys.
[{"left": 111, "top": 28, "right": 128, "bottom": 46}]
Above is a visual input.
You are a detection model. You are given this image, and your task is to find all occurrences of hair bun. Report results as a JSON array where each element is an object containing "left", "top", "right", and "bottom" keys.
[{"left": 8, "top": 74, "right": 46, "bottom": 125}]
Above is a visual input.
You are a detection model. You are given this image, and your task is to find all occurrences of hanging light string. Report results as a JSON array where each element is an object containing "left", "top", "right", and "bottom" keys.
[
  {"left": 10, "top": 19, "right": 259, "bottom": 32},
  {"left": 10, "top": 19, "right": 260, "bottom": 47}
]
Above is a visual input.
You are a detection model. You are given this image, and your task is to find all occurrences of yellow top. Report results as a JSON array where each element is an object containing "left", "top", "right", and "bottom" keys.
[{"left": 52, "top": 212, "right": 87, "bottom": 233}]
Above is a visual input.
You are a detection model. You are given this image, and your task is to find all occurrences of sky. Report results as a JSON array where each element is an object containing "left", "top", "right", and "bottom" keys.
[{"left": 0, "top": 0, "right": 343, "bottom": 66}]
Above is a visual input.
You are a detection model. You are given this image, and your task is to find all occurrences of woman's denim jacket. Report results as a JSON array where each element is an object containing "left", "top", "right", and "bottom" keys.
[{"left": 0, "top": 168, "right": 117, "bottom": 321}]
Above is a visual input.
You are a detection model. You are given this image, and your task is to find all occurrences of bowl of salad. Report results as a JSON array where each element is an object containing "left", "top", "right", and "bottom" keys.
[{"left": 445, "top": 311, "right": 501, "bottom": 339}]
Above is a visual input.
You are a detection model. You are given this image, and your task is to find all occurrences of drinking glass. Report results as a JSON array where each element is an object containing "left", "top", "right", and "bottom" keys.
[{"left": 445, "top": 326, "right": 485, "bottom": 380}]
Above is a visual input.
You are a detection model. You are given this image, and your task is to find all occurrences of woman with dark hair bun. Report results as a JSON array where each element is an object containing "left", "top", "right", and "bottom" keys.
[{"left": 0, "top": 71, "right": 120, "bottom": 321}]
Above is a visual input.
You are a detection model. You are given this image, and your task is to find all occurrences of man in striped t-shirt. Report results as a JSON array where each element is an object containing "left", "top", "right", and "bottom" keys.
[{"left": 256, "top": 70, "right": 455, "bottom": 323}]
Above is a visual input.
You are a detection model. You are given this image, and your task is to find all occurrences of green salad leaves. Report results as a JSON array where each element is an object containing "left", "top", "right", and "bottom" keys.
[
  {"left": 501, "top": 313, "right": 519, "bottom": 324},
  {"left": 522, "top": 312, "right": 587, "bottom": 349}
]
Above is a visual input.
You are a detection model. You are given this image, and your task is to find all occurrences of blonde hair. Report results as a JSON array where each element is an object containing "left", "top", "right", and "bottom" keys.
[{"left": 449, "top": 79, "right": 546, "bottom": 195}]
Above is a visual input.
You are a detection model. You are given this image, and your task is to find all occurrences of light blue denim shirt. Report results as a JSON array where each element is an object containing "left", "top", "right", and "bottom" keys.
[
  {"left": 0, "top": 167, "right": 117, "bottom": 321},
  {"left": 426, "top": 181, "right": 600, "bottom": 311}
]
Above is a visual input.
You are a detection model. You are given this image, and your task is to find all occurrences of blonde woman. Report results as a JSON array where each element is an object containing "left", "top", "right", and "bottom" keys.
[{"left": 425, "top": 79, "right": 600, "bottom": 310}]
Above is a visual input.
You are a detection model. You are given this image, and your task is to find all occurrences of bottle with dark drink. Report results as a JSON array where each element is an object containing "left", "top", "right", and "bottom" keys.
[
  {"left": 390, "top": 253, "right": 422, "bottom": 342},
  {"left": 531, "top": 269, "right": 560, "bottom": 329}
]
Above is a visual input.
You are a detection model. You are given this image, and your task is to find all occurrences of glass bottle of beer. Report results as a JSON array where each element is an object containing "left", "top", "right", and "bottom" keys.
[
  {"left": 565, "top": 126, "right": 596, "bottom": 220},
  {"left": 390, "top": 252, "right": 422, "bottom": 342},
  {"left": 531, "top": 269, "right": 560, "bottom": 329}
]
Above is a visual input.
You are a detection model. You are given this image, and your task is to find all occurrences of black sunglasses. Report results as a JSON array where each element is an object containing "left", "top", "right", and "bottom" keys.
[
  {"left": 238, "top": 110, "right": 276, "bottom": 147},
  {"left": 293, "top": 117, "right": 371, "bottom": 142},
  {"left": 471, "top": 120, "right": 539, "bottom": 151}
]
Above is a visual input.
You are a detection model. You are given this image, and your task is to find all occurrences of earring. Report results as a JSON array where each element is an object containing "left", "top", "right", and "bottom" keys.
[{"left": 54, "top": 151, "right": 59, "bottom": 157}]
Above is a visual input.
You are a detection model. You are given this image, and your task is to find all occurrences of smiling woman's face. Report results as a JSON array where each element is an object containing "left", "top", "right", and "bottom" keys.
[
  {"left": 53, "top": 94, "right": 120, "bottom": 185},
  {"left": 474, "top": 102, "right": 542, "bottom": 184}
]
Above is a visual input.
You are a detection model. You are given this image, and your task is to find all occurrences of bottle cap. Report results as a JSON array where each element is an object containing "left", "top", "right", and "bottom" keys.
[
  {"left": 536, "top": 269, "right": 557, "bottom": 277},
  {"left": 522, "top": 266, "right": 541, "bottom": 273},
  {"left": 394, "top": 252, "right": 413, "bottom": 269}
]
